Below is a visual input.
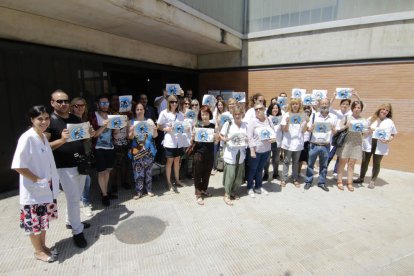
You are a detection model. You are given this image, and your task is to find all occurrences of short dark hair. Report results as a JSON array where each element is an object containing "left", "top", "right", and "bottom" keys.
[
  {"left": 351, "top": 100, "right": 364, "bottom": 111},
  {"left": 96, "top": 94, "right": 110, "bottom": 102},
  {"left": 340, "top": 99, "right": 351, "bottom": 105},
  {"left": 197, "top": 105, "right": 213, "bottom": 121},
  {"left": 27, "top": 105, "right": 49, "bottom": 122}
]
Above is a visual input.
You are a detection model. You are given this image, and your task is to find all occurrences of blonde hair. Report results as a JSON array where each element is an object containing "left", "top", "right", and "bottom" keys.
[
  {"left": 287, "top": 98, "right": 303, "bottom": 113},
  {"left": 371, "top": 103, "right": 393, "bottom": 122},
  {"left": 167, "top": 95, "right": 178, "bottom": 112}
]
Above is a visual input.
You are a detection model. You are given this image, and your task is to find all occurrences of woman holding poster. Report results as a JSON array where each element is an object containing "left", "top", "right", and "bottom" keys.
[
  {"left": 354, "top": 103, "right": 397, "bottom": 189},
  {"left": 12, "top": 105, "right": 60, "bottom": 263},
  {"left": 336, "top": 101, "right": 366, "bottom": 191},
  {"left": 129, "top": 103, "right": 158, "bottom": 199},
  {"left": 157, "top": 95, "right": 188, "bottom": 192},
  {"left": 191, "top": 105, "right": 219, "bottom": 205},
  {"left": 280, "top": 99, "right": 308, "bottom": 188}
]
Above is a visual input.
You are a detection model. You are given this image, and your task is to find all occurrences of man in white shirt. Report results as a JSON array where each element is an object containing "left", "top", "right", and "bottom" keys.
[{"left": 304, "top": 99, "right": 338, "bottom": 192}]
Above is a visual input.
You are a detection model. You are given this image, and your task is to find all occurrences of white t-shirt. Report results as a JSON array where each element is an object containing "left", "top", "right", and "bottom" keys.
[
  {"left": 281, "top": 112, "right": 305, "bottom": 151},
  {"left": 11, "top": 128, "right": 60, "bottom": 205},
  {"left": 330, "top": 108, "right": 351, "bottom": 121},
  {"left": 157, "top": 110, "right": 189, "bottom": 148},
  {"left": 362, "top": 117, "right": 397, "bottom": 155},
  {"left": 243, "top": 107, "right": 256, "bottom": 124},
  {"left": 220, "top": 121, "right": 247, "bottom": 164}
]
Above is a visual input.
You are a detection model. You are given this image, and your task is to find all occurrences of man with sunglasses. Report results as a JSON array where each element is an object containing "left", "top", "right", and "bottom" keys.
[{"left": 47, "top": 89, "right": 91, "bottom": 248}]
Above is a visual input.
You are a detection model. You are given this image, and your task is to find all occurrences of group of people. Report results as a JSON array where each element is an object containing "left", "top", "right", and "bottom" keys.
[{"left": 11, "top": 88, "right": 397, "bottom": 262}]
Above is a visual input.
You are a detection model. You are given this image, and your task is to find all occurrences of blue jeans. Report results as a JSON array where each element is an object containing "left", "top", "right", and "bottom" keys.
[
  {"left": 247, "top": 151, "right": 270, "bottom": 190},
  {"left": 306, "top": 144, "right": 330, "bottom": 185},
  {"left": 81, "top": 175, "right": 91, "bottom": 205}
]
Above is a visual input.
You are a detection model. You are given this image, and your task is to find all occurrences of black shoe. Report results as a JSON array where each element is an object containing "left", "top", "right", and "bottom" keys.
[
  {"left": 102, "top": 195, "right": 110, "bottom": 206},
  {"left": 66, "top": 222, "right": 91, "bottom": 230},
  {"left": 304, "top": 183, "right": 312, "bottom": 190},
  {"left": 353, "top": 178, "right": 364, "bottom": 184},
  {"left": 318, "top": 184, "right": 329, "bottom": 192},
  {"left": 262, "top": 174, "right": 269, "bottom": 181},
  {"left": 73, "top": 232, "right": 87, "bottom": 248}
]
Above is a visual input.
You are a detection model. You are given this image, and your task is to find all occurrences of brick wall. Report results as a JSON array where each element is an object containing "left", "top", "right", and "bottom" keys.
[{"left": 199, "top": 62, "right": 414, "bottom": 172}]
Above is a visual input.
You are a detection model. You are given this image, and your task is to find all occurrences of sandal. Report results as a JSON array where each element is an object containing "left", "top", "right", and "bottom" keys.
[
  {"left": 347, "top": 184, "right": 354, "bottom": 192},
  {"left": 196, "top": 197, "right": 204, "bottom": 205},
  {"left": 223, "top": 196, "right": 233, "bottom": 206},
  {"left": 34, "top": 252, "right": 57, "bottom": 263},
  {"left": 337, "top": 182, "right": 344, "bottom": 191},
  {"left": 293, "top": 180, "right": 300, "bottom": 188}
]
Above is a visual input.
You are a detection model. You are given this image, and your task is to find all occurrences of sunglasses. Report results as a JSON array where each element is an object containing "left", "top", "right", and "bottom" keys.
[
  {"left": 55, "top": 99, "right": 69, "bottom": 104},
  {"left": 99, "top": 102, "right": 110, "bottom": 106},
  {"left": 184, "top": 102, "right": 190, "bottom": 105},
  {"left": 170, "top": 101, "right": 178, "bottom": 104},
  {"left": 73, "top": 104, "right": 85, "bottom": 108},
  {"left": 255, "top": 108, "right": 264, "bottom": 111},
  {"left": 191, "top": 104, "right": 199, "bottom": 107}
]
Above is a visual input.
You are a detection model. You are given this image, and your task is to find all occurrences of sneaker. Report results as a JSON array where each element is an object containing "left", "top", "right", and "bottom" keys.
[
  {"left": 81, "top": 204, "right": 93, "bottom": 217},
  {"left": 253, "top": 188, "right": 261, "bottom": 194},
  {"left": 73, "top": 232, "right": 87, "bottom": 248},
  {"left": 260, "top": 187, "right": 269, "bottom": 195},
  {"left": 133, "top": 193, "right": 141, "bottom": 200},
  {"left": 368, "top": 181, "right": 375, "bottom": 189},
  {"left": 211, "top": 169, "right": 217, "bottom": 175},
  {"left": 248, "top": 189, "right": 255, "bottom": 198}
]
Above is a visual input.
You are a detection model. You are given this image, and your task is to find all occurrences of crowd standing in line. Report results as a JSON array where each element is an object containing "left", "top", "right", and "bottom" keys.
[{"left": 12, "top": 87, "right": 397, "bottom": 262}]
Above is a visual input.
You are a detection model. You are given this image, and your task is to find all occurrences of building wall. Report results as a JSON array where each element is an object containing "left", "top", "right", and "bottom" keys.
[{"left": 199, "top": 62, "right": 414, "bottom": 172}]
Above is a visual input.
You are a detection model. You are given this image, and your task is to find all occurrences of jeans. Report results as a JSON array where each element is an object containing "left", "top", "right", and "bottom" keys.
[
  {"left": 58, "top": 167, "right": 86, "bottom": 235},
  {"left": 247, "top": 151, "right": 270, "bottom": 190},
  {"left": 305, "top": 144, "right": 330, "bottom": 185},
  {"left": 81, "top": 175, "right": 91, "bottom": 205}
]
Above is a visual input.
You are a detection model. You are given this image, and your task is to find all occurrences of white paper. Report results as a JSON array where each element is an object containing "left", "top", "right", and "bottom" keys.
[
  {"left": 270, "top": 115, "right": 282, "bottom": 126},
  {"left": 312, "top": 90, "right": 327, "bottom": 100},
  {"left": 373, "top": 128, "right": 391, "bottom": 140},
  {"left": 221, "top": 91, "right": 234, "bottom": 101},
  {"left": 207, "top": 90, "right": 220, "bottom": 96},
  {"left": 292, "top": 88, "right": 306, "bottom": 99},
  {"left": 107, "top": 115, "right": 127, "bottom": 129},
  {"left": 172, "top": 121, "right": 185, "bottom": 134},
  {"left": 67, "top": 122, "right": 90, "bottom": 142},
  {"left": 258, "top": 127, "right": 275, "bottom": 141},
  {"left": 277, "top": 96, "right": 287, "bottom": 107},
  {"left": 119, "top": 95, "right": 132, "bottom": 112},
  {"left": 313, "top": 122, "right": 331, "bottom": 133},
  {"left": 194, "top": 128, "right": 215, "bottom": 142},
  {"left": 166, "top": 83, "right": 181, "bottom": 95},
  {"left": 302, "top": 94, "right": 317, "bottom": 106},
  {"left": 202, "top": 94, "right": 217, "bottom": 107},
  {"left": 290, "top": 113, "right": 305, "bottom": 124},
  {"left": 185, "top": 110, "right": 196, "bottom": 120},
  {"left": 336, "top": 88, "right": 353, "bottom": 99},
  {"left": 220, "top": 114, "right": 233, "bottom": 125},
  {"left": 133, "top": 121, "right": 154, "bottom": 136},
  {"left": 349, "top": 119, "right": 367, "bottom": 133},
  {"left": 227, "top": 133, "right": 247, "bottom": 147},
  {"left": 232, "top": 92, "right": 246, "bottom": 103}
]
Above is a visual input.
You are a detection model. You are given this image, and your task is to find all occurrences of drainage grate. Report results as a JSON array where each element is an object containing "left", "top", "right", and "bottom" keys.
[{"left": 115, "top": 216, "right": 166, "bottom": 244}]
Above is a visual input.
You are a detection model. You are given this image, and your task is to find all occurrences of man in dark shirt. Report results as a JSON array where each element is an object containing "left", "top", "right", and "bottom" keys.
[
  {"left": 139, "top": 93, "right": 156, "bottom": 121},
  {"left": 47, "top": 89, "right": 93, "bottom": 248}
]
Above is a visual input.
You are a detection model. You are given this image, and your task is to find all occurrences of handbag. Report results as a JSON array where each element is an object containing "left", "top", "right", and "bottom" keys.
[
  {"left": 185, "top": 142, "right": 196, "bottom": 156},
  {"left": 74, "top": 152, "right": 94, "bottom": 175},
  {"left": 332, "top": 117, "right": 348, "bottom": 147}
]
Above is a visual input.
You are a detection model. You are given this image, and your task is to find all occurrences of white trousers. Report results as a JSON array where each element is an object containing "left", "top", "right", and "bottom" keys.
[{"left": 57, "top": 167, "right": 86, "bottom": 235}]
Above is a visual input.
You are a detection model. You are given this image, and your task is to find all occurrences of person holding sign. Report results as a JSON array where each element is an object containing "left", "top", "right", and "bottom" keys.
[
  {"left": 12, "top": 105, "right": 60, "bottom": 262},
  {"left": 280, "top": 99, "right": 308, "bottom": 188},
  {"left": 129, "top": 103, "right": 158, "bottom": 199},
  {"left": 220, "top": 105, "right": 247, "bottom": 205},
  {"left": 354, "top": 103, "right": 397, "bottom": 189},
  {"left": 90, "top": 94, "right": 115, "bottom": 206},
  {"left": 191, "top": 105, "right": 219, "bottom": 205},
  {"left": 304, "top": 99, "right": 338, "bottom": 192},
  {"left": 246, "top": 103, "right": 276, "bottom": 198},
  {"left": 336, "top": 101, "right": 366, "bottom": 191},
  {"left": 157, "top": 95, "right": 188, "bottom": 192}
]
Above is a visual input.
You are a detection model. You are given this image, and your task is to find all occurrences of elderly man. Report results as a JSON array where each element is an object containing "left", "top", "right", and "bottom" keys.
[
  {"left": 304, "top": 98, "right": 338, "bottom": 192},
  {"left": 47, "top": 89, "right": 93, "bottom": 248}
]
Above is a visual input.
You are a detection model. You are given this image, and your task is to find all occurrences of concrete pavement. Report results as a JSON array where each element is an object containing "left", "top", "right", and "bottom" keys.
[{"left": 1, "top": 164, "right": 414, "bottom": 275}]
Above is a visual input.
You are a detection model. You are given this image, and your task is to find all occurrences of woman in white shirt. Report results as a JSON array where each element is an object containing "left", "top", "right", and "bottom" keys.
[
  {"left": 220, "top": 105, "right": 247, "bottom": 205},
  {"left": 12, "top": 106, "right": 60, "bottom": 263},
  {"left": 280, "top": 99, "right": 308, "bottom": 188},
  {"left": 354, "top": 103, "right": 397, "bottom": 188},
  {"left": 157, "top": 95, "right": 188, "bottom": 191}
]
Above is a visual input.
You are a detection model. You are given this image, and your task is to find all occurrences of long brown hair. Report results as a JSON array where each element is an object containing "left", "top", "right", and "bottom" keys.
[{"left": 371, "top": 103, "right": 393, "bottom": 122}]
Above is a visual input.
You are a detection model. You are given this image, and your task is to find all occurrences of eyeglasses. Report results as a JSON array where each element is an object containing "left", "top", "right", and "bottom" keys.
[
  {"left": 55, "top": 99, "right": 69, "bottom": 104},
  {"left": 170, "top": 101, "right": 178, "bottom": 104},
  {"left": 73, "top": 104, "right": 85, "bottom": 108},
  {"left": 191, "top": 104, "right": 199, "bottom": 107},
  {"left": 99, "top": 102, "right": 110, "bottom": 106}
]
